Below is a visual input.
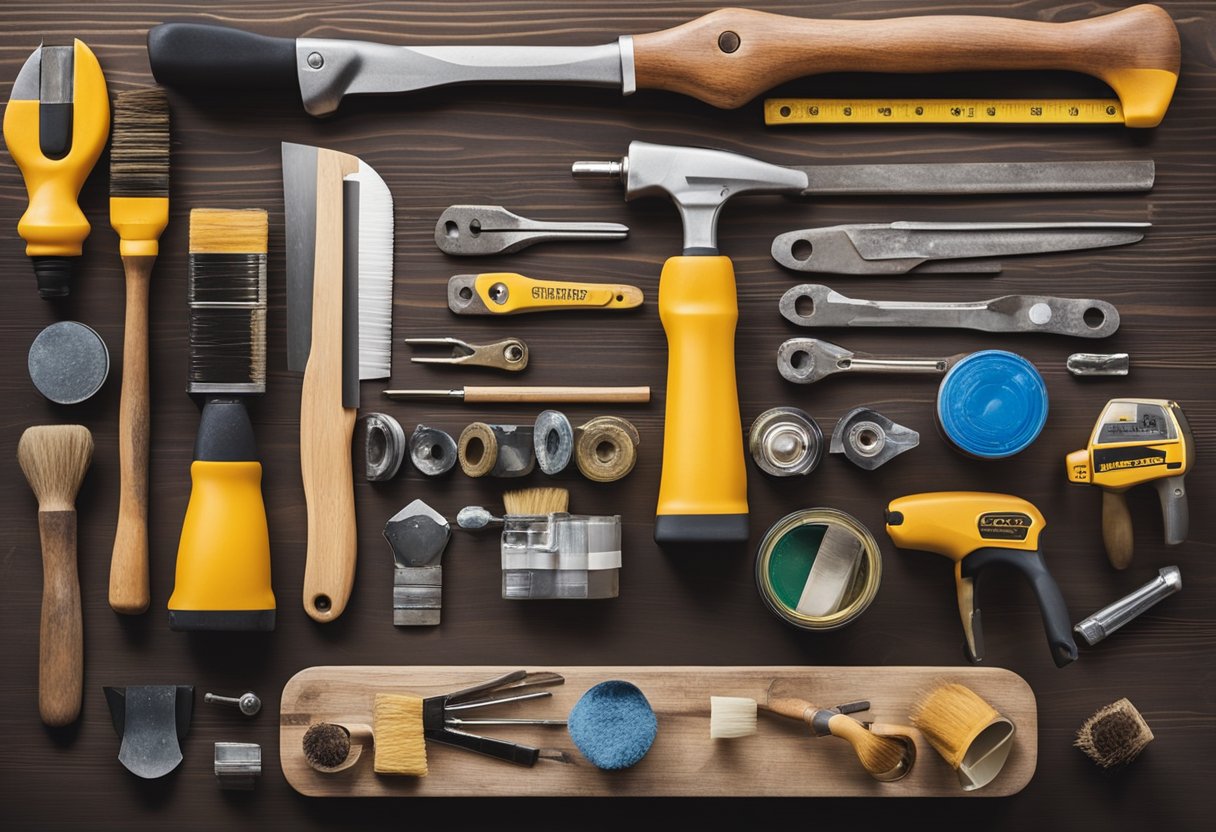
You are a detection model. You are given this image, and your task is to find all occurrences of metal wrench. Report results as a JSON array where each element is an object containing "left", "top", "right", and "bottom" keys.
[
  {"left": 436, "top": 205, "right": 628, "bottom": 255},
  {"left": 779, "top": 285, "right": 1120, "bottom": 338},
  {"left": 407, "top": 337, "right": 529, "bottom": 371},
  {"left": 778, "top": 338, "right": 963, "bottom": 384}
]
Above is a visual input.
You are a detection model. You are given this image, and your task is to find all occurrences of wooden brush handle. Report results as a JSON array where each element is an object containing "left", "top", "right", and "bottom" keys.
[
  {"left": 764, "top": 696, "right": 816, "bottom": 723},
  {"left": 1102, "top": 489, "right": 1135, "bottom": 570},
  {"left": 633, "top": 5, "right": 1179, "bottom": 118},
  {"left": 110, "top": 255, "right": 153, "bottom": 614},
  {"left": 300, "top": 148, "right": 360, "bottom": 623},
  {"left": 39, "top": 510, "right": 83, "bottom": 726},
  {"left": 463, "top": 386, "right": 650, "bottom": 404}
]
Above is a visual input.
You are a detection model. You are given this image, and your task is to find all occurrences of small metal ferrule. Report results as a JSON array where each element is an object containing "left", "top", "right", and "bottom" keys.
[
  {"left": 534, "top": 410, "right": 574, "bottom": 475},
  {"left": 1074, "top": 565, "right": 1182, "bottom": 646},
  {"left": 1067, "top": 352, "right": 1130, "bottom": 377},
  {"left": 575, "top": 416, "right": 640, "bottom": 482},
  {"left": 409, "top": 424, "right": 458, "bottom": 476},
  {"left": 363, "top": 412, "right": 407, "bottom": 481},
  {"left": 214, "top": 742, "right": 261, "bottom": 790},
  {"left": 459, "top": 422, "right": 535, "bottom": 478},
  {"left": 749, "top": 407, "right": 823, "bottom": 477}
]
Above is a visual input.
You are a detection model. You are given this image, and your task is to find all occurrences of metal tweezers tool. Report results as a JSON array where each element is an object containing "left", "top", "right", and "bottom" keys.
[
  {"left": 436, "top": 205, "right": 628, "bottom": 255},
  {"left": 772, "top": 221, "right": 1150, "bottom": 274},
  {"left": 424, "top": 670, "right": 567, "bottom": 766},
  {"left": 406, "top": 337, "right": 529, "bottom": 371}
]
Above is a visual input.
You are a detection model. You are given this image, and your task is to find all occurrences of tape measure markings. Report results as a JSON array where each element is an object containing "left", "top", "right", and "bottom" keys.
[{"left": 765, "top": 99, "right": 1125, "bottom": 125}]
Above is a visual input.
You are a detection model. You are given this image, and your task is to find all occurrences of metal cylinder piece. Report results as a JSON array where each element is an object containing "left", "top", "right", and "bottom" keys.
[
  {"left": 829, "top": 407, "right": 919, "bottom": 470},
  {"left": 534, "top": 410, "right": 574, "bottom": 475},
  {"left": 749, "top": 407, "right": 823, "bottom": 477},
  {"left": 363, "top": 412, "right": 407, "bottom": 481},
  {"left": 409, "top": 424, "right": 458, "bottom": 476},
  {"left": 575, "top": 416, "right": 640, "bottom": 482},
  {"left": 1074, "top": 566, "right": 1182, "bottom": 646},
  {"left": 28, "top": 321, "right": 110, "bottom": 404},
  {"left": 458, "top": 422, "right": 535, "bottom": 478}
]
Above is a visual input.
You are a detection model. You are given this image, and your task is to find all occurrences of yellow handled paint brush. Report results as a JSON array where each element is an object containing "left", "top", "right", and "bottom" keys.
[
  {"left": 167, "top": 208, "right": 275, "bottom": 631},
  {"left": 108, "top": 87, "right": 170, "bottom": 615}
]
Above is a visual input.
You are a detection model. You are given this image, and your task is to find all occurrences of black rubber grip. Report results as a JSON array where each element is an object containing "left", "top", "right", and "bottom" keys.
[
  {"left": 147, "top": 23, "right": 299, "bottom": 94},
  {"left": 194, "top": 398, "right": 257, "bottom": 462},
  {"left": 655, "top": 513, "right": 749, "bottom": 545},
  {"left": 962, "top": 547, "right": 1079, "bottom": 668}
]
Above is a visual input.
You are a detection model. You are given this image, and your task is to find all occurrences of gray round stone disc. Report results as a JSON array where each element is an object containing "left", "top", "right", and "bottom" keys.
[{"left": 28, "top": 321, "right": 110, "bottom": 405}]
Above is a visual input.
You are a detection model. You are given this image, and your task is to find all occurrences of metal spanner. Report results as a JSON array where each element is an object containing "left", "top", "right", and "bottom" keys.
[
  {"left": 771, "top": 221, "right": 1149, "bottom": 275},
  {"left": 435, "top": 205, "right": 628, "bottom": 255},
  {"left": 779, "top": 284, "right": 1120, "bottom": 338},
  {"left": 406, "top": 337, "right": 529, "bottom": 371},
  {"left": 778, "top": 338, "right": 964, "bottom": 384}
]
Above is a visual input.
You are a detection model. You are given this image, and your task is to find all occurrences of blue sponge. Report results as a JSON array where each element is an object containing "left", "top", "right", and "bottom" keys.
[{"left": 567, "top": 681, "right": 657, "bottom": 770}]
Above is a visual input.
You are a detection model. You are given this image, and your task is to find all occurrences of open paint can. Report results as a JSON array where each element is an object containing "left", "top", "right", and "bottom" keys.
[{"left": 755, "top": 508, "right": 881, "bottom": 631}]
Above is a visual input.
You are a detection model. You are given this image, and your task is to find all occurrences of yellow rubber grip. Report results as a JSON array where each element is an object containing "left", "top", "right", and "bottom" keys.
[
  {"left": 168, "top": 461, "right": 275, "bottom": 612},
  {"left": 655, "top": 255, "right": 748, "bottom": 520},
  {"left": 110, "top": 196, "right": 169, "bottom": 257},
  {"left": 473, "top": 272, "right": 643, "bottom": 314},
  {"left": 2, "top": 40, "right": 109, "bottom": 257}
]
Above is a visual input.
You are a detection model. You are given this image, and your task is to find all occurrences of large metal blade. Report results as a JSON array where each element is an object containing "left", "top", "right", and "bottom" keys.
[
  {"left": 282, "top": 142, "right": 319, "bottom": 372},
  {"left": 796, "top": 160, "right": 1155, "bottom": 196}
]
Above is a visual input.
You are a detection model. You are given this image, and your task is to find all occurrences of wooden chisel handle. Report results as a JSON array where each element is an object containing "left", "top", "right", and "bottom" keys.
[
  {"left": 463, "top": 386, "right": 650, "bottom": 404},
  {"left": 110, "top": 255, "right": 152, "bottom": 614},
  {"left": 633, "top": 4, "right": 1179, "bottom": 125},
  {"left": 39, "top": 510, "right": 83, "bottom": 726}
]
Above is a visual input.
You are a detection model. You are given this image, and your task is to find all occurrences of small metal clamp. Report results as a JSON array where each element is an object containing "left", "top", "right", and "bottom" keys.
[
  {"left": 214, "top": 742, "right": 261, "bottom": 790},
  {"left": 407, "top": 337, "right": 529, "bottom": 371}
]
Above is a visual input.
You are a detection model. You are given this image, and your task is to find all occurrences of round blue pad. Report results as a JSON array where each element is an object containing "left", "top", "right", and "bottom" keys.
[
  {"left": 567, "top": 680, "right": 657, "bottom": 770},
  {"left": 937, "top": 350, "right": 1048, "bottom": 459}
]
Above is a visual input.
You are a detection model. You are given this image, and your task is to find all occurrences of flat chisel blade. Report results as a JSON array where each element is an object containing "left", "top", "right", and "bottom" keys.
[
  {"left": 282, "top": 142, "right": 319, "bottom": 373},
  {"left": 795, "top": 160, "right": 1155, "bottom": 196}
]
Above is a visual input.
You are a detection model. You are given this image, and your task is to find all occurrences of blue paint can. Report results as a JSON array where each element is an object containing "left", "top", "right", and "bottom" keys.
[{"left": 936, "top": 350, "right": 1048, "bottom": 459}]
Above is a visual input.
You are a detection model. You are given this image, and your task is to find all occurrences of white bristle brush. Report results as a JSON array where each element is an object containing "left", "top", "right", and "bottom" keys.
[{"left": 710, "top": 696, "right": 758, "bottom": 739}]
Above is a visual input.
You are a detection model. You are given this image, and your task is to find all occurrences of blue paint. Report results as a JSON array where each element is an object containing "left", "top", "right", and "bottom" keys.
[
  {"left": 567, "top": 681, "right": 657, "bottom": 770},
  {"left": 937, "top": 350, "right": 1048, "bottom": 459}
]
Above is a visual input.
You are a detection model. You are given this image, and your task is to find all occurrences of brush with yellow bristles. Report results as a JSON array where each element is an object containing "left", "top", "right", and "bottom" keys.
[
  {"left": 503, "top": 487, "right": 570, "bottom": 516},
  {"left": 910, "top": 682, "right": 1015, "bottom": 791},
  {"left": 166, "top": 208, "right": 275, "bottom": 632},
  {"left": 108, "top": 87, "right": 170, "bottom": 615}
]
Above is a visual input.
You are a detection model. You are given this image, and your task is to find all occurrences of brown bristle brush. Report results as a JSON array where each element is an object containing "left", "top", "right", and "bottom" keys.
[
  {"left": 910, "top": 683, "right": 1015, "bottom": 791},
  {"left": 302, "top": 721, "right": 374, "bottom": 773},
  {"left": 18, "top": 425, "right": 94, "bottom": 726},
  {"left": 1075, "top": 698, "right": 1153, "bottom": 768},
  {"left": 108, "top": 87, "right": 170, "bottom": 615},
  {"left": 503, "top": 487, "right": 569, "bottom": 516},
  {"left": 756, "top": 696, "right": 916, "bottom": 781}
]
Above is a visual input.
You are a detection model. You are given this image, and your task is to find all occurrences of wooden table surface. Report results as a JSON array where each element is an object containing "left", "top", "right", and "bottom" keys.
[{"left": 2, "top": 1, "right": 1213, "bottom": 828}]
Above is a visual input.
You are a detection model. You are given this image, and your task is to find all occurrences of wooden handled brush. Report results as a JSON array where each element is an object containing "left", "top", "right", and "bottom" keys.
[
  {"left": 18, "top": 425, "right": 94, "bottom": 726},
  {"left": 764, "top": 697, "right": 915, "bottom": 782},
  {"left": 108, "top": 88, "right": 170, "bottom": 614}
]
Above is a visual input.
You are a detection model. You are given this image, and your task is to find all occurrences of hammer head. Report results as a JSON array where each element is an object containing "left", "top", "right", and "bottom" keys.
[{"left": 573, "top": 141, "right": 806, "bottom": 253}]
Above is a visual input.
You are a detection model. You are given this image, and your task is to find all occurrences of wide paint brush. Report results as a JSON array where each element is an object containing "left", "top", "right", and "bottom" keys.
[
  {"left": 108, "top": 87, "right": 170, "bottom": 614},
  {"left": 167, "top": 209, "right": 275, "bottom": 631}
]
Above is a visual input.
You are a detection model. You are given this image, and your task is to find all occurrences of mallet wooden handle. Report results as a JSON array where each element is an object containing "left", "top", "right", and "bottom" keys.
[
  {"left": 1102, "top": 489, "right": 1135, "bottom": 570},
  {"left": 39, "top": 510, "right": 83, "bottom": 726},
  {"left": 110, "top": 255, "right": 152, "bottom": 614},
  {"left": 633, "top": 5, "right": 1179, "bottom": 125}
]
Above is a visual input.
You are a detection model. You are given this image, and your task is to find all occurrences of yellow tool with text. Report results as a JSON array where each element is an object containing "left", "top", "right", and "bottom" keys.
[
  {"left": 886, "top": 492, "right": 1077, "bottom": 668},
  {"left": 448, "top": 272, "right": 643, "bottom": 315},
  {"left": 766, "top": 99, "right": 1132, "bottom": 126},
  {"left": 1066, "top": 398, "right": 1192, "bottom": 570}
]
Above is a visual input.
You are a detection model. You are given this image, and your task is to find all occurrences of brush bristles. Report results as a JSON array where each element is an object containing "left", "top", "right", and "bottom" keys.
[
  {"left": 17, "top": 425, "right": 94, "bottom": 511},
  {"left": 503, "top": 487, "right": 570, "bottom": 516},
  {"left": 710, "top": 697, "right": 758, "bottom": 739},
  {"left": 188, "top": 209, "right": 267, "bottom": 393},
  {"left": 303, "top": 723, "right": 350, "bottom": 770},
  {"left": 910, "top": 683, "right": 1000, "bottom": 769},
  {"left": 851, "top": 728, "right": 912, "bottom": 778},
  {"left": 189, "top": 208, "right": 268, "bottom": 254},
  {"left": 110, "top": 88, "right": 170, "bottom": 197},
  {"left": 1076, "top": 698, "right": 1153, "bottom": 768},
  {"left": 373, "top": 694, "right": 428, "bottom": 776}
]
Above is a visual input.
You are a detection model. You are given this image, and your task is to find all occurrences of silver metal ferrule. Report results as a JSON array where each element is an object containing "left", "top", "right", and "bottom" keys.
[
  {"left": 571, "top": 160, "right": 624, "bottom": 179},
  {"left": 1075, "top": 566, "right": 1182, "bottom": 646}
]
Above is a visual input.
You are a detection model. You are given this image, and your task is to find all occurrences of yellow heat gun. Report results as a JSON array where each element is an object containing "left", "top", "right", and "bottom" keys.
[
  {"left": 1066, "top": 398, "right": 1193, "bottom": 570},
  {"left": 886, "top": 492, "right": 1078, "bottom": 668},
  {"left": 3, "top": 40, "right": 109, "bottom": 298}
]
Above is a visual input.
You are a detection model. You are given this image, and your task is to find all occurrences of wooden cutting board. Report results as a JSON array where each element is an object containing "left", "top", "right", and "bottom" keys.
[{"left": 280, "top": 665, "right": 1037, "bottom": 797}]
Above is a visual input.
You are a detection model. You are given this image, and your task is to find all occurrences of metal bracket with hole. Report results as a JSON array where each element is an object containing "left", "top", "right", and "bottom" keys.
[
  {"left": 830, "top": 407, "right": 919, "bottom": 470},
  {"left": 409, "top": 424, "right": 458, "bottom": 476}
]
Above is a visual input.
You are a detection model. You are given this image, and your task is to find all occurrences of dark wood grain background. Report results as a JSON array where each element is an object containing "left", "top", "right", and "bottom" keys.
[{"left": 2, "top": 1, "right": 1213, "bottom": 828}]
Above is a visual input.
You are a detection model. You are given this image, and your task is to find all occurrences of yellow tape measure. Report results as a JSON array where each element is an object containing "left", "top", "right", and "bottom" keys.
[{"left": 765, "top": 98, "right": 1126, "bottom": 126}]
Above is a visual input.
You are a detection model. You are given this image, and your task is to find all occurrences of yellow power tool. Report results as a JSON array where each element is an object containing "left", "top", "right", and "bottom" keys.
[
  {"left": 1066, "top": 399, "right": 1193, "bottom": 570},
  {"left": 886, "top": 492, "right": 1077, "bottom": 668},
  {"left": 3, "top": 40, "right": 109, "bottom": 298}
]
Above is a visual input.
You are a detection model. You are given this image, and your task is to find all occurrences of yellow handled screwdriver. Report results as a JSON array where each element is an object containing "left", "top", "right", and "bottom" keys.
[{"left": 3, "top": 40, "right": 109, "bottom": 297}]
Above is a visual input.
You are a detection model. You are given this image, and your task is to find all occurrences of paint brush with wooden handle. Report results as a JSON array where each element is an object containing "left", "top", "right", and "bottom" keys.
[
  {"left": 108, "top": 87, "right": 170, "bottom": 615},
  {"left": 763, "top": 697, "right": 916, "bottom": 782},
  {"left": 18, "top": 425, "right": 94, "bottom": 726}
]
